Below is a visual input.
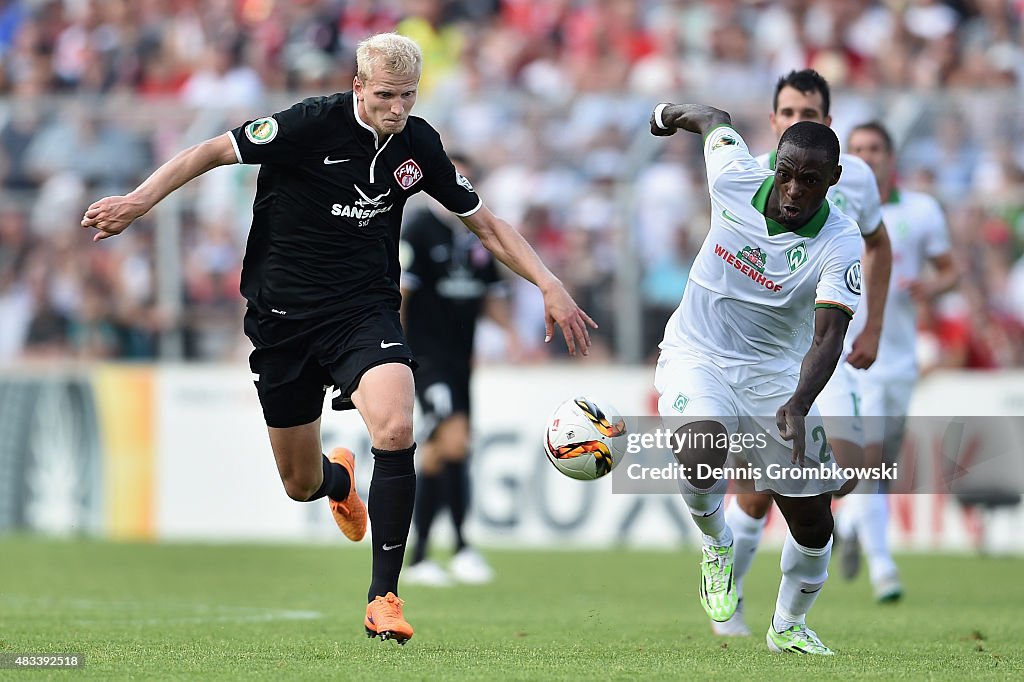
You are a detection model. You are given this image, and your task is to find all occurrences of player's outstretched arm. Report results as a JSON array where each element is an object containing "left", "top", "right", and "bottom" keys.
[
  {"left": 650, "top": 103, "right": 731, "bottom": 138},
  {"left": 907, "top": 252, "right": 959, "bottom": 303},
  {"left": 461, "top": 206, "right": 597, "bottom": 356},
  {"left": 777, "top": 307, "right": 851, "bottom": 464},
  {"left": 848, "top": 222, "right": 892, "bottom": 369},
  {"left": 81, "top": 134, "right": 238, "bottom": 242}
]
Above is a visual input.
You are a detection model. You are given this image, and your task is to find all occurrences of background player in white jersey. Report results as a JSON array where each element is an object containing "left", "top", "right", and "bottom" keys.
[
  {"left": 718, "top": 69, "right": 893, "bottom": 636},
  {"left": 841, "top": 121, "right": 958, "bottom": 601},
  {"left": 651, "top": 102, "right": 862, "bottom": 655}
]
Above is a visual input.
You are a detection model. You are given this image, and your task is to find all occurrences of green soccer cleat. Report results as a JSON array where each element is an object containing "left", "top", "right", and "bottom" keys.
[
  {"left": 766, "top": 622, "right": 835, "bottom": 655},
  {"left": 699, "top": 542, "right": 738, "bottom": 622}
]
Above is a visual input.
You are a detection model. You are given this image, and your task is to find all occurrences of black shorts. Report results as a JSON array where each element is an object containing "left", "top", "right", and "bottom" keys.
[
  {"left": 414, "top": 364, "right": 471, "bottom": 441},
  {"left": 246, "top": 306, "right": 416, "bottom": 428}
]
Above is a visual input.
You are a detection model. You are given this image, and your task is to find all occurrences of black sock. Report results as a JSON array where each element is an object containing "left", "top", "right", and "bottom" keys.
[
  {"left": 307, "top": 454, "right": 351, "bottom": 502},
  {"left": 412, "top": 471, "right": 443, "bottom": 565},
  {"left": 367, "top": 444, "right": 416, "bottom": 602},
  {"left": 444, "top": 458, "right": 470, "bottom": 551}
]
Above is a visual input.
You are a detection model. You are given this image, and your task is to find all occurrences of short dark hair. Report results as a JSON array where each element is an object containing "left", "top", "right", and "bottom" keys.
[
  {"left": 849, "top": 121, "right": 894, "bottom": 152},
  {"left": 773, "top": 69, "right": 831, "bottom": 117},
  {"left": 778, "top": 121, "right": 840, "bottom": 167}
]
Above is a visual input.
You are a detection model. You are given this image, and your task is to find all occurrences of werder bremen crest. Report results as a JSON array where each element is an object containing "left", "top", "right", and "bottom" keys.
[{"left": 786, "top": 242, "right": 808, "bottom": 272}]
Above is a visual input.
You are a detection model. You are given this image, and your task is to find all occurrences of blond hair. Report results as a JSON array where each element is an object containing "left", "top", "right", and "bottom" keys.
[{"left": 356, "top": 33, "right": 423, "bottom": 82}]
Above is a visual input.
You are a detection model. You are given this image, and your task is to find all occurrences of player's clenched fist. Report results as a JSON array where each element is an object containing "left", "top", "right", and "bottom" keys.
[
  {"left": 650, "top": 103, "right": 677, "bottom": 137},
  {"left": 81, "top": 195, "right": 148, "bottom": 242}
]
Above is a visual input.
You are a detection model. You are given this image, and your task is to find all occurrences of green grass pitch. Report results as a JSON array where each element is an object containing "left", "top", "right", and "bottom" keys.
[{"left": 1, "top": 537, "right": 1021, "bottom": 680}]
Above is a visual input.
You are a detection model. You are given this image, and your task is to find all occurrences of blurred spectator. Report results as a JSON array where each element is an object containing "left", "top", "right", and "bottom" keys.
[
  {"left": 69, "top": 278, "right": 119, "bottom": 359},
  {"left": 0, "top": 98, "right": 45, "bottom": 191},
  {"left": 181, "top": 38, "right": 263, "bottom": 108},
  {"left": 396, "top": 0, "right": 466, "bottom": 97},
  {"left": 642, "top": 229, "right": 693, "bottom": 359},
  {"left": 23, "top": 106, "right": 150, "bottom": 196}
]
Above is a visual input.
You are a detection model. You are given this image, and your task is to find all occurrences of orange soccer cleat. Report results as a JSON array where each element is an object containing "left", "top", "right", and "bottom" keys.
[
  {"left": 327, "top": 447, "right": 367, "bottom": 542},
  {"left": 364, "top": 593, "right": 414, "bottom": 644}
]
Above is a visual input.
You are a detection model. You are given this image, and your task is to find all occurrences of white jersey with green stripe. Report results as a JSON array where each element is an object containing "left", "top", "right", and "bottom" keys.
[
  {"left": 756, "top": 150, "right": 883, "bottom": 237},
  {"left": 660, "top": 125, "right": 862, "bottom": 383},
  {"left": 860, "top": 187, "right": 950, "bottom": 381}
]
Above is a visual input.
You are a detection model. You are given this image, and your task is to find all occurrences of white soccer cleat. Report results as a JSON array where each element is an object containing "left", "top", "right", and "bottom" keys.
[
  {"left": 402, "top": 560, "right": 453, "bottom": 587},
  {"left": 838, "top": 528, "right": 862, "bottom": 581},
  {"left": 450, "top": 548, "right": 495, "bottom": 584},
  {"left": 873, "top": 571, "right": 904, "bottom": 603},
  {"left": 711, "top": 598, "right": 750, "bottom": 636}
]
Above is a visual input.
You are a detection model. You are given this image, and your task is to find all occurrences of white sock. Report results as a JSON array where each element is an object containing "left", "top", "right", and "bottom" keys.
[
  {"left": 725, "top": 499, "right": 767, "bottom": 599},
  {"left": 678, "top": 476, "right": 731, "bottom": 545},
  {"left": 773, "top": 533, "right": 832, "bottom": 632},
  {"left": 836, "top": 479, "right": 875, "bottom": 537},
  {"left": 859, "top": 493, "right": 898, "bottom": 581},
  {"left": 836, "top": 496, "right": 859, "bottom": 539}
]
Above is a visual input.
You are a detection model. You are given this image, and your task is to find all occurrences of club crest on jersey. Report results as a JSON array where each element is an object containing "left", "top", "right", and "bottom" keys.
[
  {"left": 736, "top": 245, "right": 766, "bottom": 274},
  {"left": 786, "top": 242, "right": 808, "bottom": 273},
  {"left": 712, "top": 134, "right": 738, "bottom": 150},
  {"left": 831, "top": 191, "right": 848, "bottom": 211},
  {"left": 245, "top": 117, "right": 278, "bottom": 144},
  {"left": 456, "top": 170, "right": 474, "bottom": 192},
  {"left": 845, "top": 261, "right": 862, "bottom": 294},
  {"left": 394, "top": 159, "right": 423, "bottom": 190}
]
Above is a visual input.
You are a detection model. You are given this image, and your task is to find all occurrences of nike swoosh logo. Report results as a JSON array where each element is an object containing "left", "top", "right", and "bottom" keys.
[
  {"left": 722, "top": 209, "right": 742, "bottom": 224},
  {"left": 323, "top": 156, "right": 350, "bottom": 165},
  {"left": 380, "top": 341, "right": 403, "bottom": 349},
  {"left": 382, "top": 543, "right": 403, "bottom": 551},
  {"left": 800, "top": 586, "right": 823, "bottom": 594}
]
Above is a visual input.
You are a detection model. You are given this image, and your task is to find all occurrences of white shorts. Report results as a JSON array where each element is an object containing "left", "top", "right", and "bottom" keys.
[
  {"left": 654, "top": 351, "right": 845, "bottom": 497},
  {"left": 815, "top": 360, "right": 864, "bottom": 447},
  {"left": 860, "top": 375, "right": 915, "bottom": 455}
]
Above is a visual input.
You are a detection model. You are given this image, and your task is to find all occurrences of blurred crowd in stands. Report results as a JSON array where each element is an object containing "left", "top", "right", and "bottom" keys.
[{"left": 0, "top": 0, "right": 1023, "bottom": 369}]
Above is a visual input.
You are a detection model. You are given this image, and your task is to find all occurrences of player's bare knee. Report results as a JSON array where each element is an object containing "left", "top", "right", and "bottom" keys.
[
  {"left": 419, "top": 442, "right": 444, "bottom": 475},
  {"left": 281, "top": 473, "right": 320, "bottom": 501},
  {"left": 776, "top": 494, "right": 833, "bottom": 547},
  {"left": 830, "top": 438, "right": 863, "bottom": 470},
  {"left": 673, "top": 420, "right": 728, "bottom": 488},
  {"left": 836, "top": 478, "right": 858, "bottom": 497},
  {"left": 738, "top": 492, "right": 773, "bottom": 519},
  {"left": 862, "top": 443, "right": 884, "bottom": 470},
  {"left": 373, "top": 412, "right": 414, "bottom": 451},
  {"left": 434, "top": 417, "right": 470, "bottom": 460},
  {"left": 789, "top": 514, "right": 834, "bottom": 548}
]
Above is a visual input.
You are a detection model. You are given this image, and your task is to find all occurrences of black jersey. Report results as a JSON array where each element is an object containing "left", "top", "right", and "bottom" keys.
[
  {"left": 229, "top": 92, "right": 481, "bottom": 320},
  {"left": 401, "top": 208, "right": 504, "bottom": 369}
]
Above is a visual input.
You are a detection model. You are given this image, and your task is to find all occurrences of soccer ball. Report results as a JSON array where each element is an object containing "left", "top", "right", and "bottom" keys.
[{"left": 543, "top": 397, "right": 628, "bottom": 480}]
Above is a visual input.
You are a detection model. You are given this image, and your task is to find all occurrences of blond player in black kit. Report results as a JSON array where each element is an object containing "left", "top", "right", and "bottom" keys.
[{"left": 82, "top": 33, "right": 595, "bottom": 645}]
